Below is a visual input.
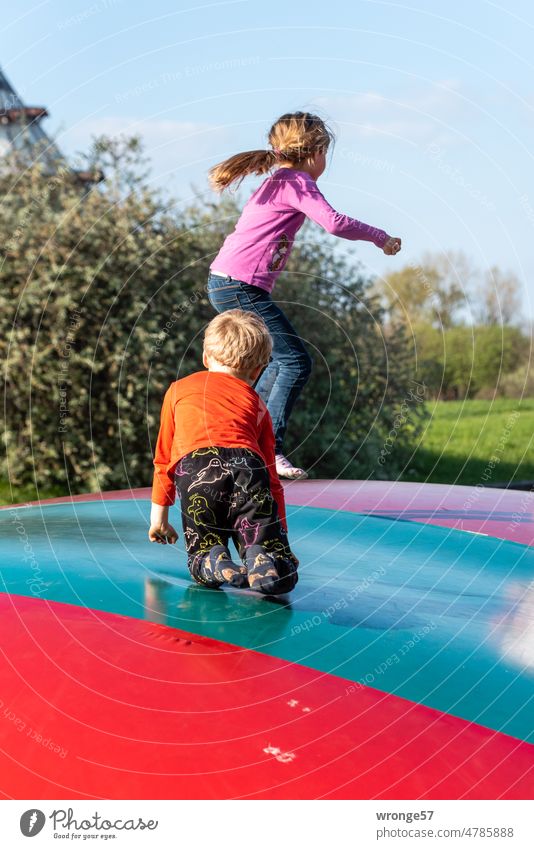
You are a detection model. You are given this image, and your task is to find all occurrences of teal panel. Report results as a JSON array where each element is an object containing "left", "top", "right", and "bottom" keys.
[{"left": 2, "top": 499, "right": 534, "bottom": 742}]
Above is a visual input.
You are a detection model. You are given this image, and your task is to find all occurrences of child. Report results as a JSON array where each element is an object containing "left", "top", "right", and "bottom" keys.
[
  {"left": 148, "top": 309, "right": 299, "bottom": 595},
  {"left": 207, "top": 111, "right": 402, "bottom": 479}
]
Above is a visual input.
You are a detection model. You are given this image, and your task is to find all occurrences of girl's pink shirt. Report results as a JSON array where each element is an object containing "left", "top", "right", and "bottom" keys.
[{"left": 210, "top": 168, "right": 390, "bottom": 292}]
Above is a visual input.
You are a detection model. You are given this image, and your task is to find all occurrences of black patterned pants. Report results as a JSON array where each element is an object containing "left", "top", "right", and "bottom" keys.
[{"left": 174, "top": 447, "right": 299, "bottom": 594}]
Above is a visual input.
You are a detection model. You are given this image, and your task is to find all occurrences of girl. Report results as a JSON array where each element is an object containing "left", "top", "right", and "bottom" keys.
[{"left": 207, "top": 111, "right": 401, "bottom": 479}]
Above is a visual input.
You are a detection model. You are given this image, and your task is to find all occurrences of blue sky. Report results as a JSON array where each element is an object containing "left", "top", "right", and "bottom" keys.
[{"left": 3, "top": 0, "right": 534, "bottom": 317}]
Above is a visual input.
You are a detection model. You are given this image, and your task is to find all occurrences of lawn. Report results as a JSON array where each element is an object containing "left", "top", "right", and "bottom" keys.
[
  {"left": 2, "top": 398, "right": 533, "bottom": 505},
  {"left": 0, "top": 479, "right": 65, "bottom": 508},
  {"left": 404, "top": 397, "right": 534, "bottom": 487}
]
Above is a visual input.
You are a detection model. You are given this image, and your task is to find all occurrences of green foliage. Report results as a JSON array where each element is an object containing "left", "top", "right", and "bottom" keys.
[
  {"left": 486, "top": 362, "right": 534, "bottom": 400},
  {"left": 376, "top": 250, "right": 471, "bottom": 328},
  {"left": 277, "top": 224, "right": 430, "bottom": 479},
  {"left": 1, "top": 137, "right": 425, "bottom": 494},
  {"left": 413, "top": 323, "right": 530, "bottom": 399},
  {"left": 279, "top": 226, "right": 427, "bottom": 479},
  {"left": 375, "top": 251, "right": 532, "bottom": 402}
]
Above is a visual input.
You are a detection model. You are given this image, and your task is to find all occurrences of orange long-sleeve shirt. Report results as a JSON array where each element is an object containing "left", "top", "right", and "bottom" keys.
[{"left": 152, "top": 370, "right": 287, "bottom": 529}]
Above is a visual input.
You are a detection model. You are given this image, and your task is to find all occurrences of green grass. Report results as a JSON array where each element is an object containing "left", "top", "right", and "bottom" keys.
[
  {"left": 2, "top": 399, "right": 533, "bottom": 502},
  {"left": 405, "top": 398, "right": 534, "bottom": 486},
  {"left": 0, "top": 479, "right": 66, "bottom": 507}
]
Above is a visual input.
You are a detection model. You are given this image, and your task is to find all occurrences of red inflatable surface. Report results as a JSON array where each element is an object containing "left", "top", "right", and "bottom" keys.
[{"left": 1, "top": 594, "right": 532, "bottom": 800}]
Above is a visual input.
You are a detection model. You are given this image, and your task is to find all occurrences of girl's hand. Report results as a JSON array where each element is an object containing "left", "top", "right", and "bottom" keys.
[
  {"left": 148, "top": 521, "right": 179, "bottom": 544},
  {"left": 383, "top": 236, "right": 402, "bottom": 255}
]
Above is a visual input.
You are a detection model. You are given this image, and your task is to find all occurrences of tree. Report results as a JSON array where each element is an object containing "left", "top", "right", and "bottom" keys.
[
  {"left": 474, "top": 265, "right": 523, "bottom": 326},
  {"left": 0, "top": 136, "right": 426, "bottom": 494},
  {"left": 1, "top": 136, "right": 213, "bottom": 493},
  {"left": 410, "top": 323, "right": 529, "bottom": 399},
  {"left": 277, "top": 222, "right": 428, "bottom": 479},
  {"left": 378, "top": 250, "right": 526, "bottom": 330},
  {"left": 376, "top": 250, "right": 474, "bottom": 328}
]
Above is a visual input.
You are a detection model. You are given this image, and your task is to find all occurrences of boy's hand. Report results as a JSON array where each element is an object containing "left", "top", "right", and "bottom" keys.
[
  {"left": 148, "top": 522, "right": 179, "bottom": 544},
  {"left": 149, "top": 502, "right": 178, "bottom": 544},
  {"left": 383, "top": 236, "right": 402, "bottom": 255}
]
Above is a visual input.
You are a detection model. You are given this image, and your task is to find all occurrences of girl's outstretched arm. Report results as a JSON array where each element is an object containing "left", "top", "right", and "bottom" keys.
[{"left": 285, "top": 171, "right": 394, "bottom": 249}]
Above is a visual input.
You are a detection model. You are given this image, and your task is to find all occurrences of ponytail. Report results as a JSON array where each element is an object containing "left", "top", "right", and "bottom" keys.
[{"left": 208, "top": 149, "right": 277, "bottom": 193}]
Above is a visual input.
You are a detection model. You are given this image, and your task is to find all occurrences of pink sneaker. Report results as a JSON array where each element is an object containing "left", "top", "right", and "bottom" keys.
[{"left": 275, "top": 453, "right": 308, "bottom": 480}]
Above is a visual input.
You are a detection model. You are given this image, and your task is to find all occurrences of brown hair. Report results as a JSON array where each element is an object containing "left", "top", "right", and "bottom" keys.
[
  {"left": 203, "top": 309, "right": 272, "bottom": 374},
  {"left": 208, "top": 111, "right": 335, "bottom": 192}
]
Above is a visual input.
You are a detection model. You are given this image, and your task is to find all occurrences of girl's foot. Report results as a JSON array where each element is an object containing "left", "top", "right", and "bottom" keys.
[{"left": 275, "top": 453, "right": 308, "bottom": 480}]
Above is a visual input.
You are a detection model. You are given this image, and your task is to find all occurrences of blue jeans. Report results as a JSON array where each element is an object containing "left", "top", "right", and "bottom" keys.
[{"left": 206, "top": 273, "right": 313, "bottom": 453}]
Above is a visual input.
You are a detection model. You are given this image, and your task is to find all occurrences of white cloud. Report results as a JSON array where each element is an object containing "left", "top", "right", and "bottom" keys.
[
  {"left": 57, "top": 117, "right": 229, "bottom": 190},
  {"left": 312, "top": 81, "right": 467, "bottom": 145}
]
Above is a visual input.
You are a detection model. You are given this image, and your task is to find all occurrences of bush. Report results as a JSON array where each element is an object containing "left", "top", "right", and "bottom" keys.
[
  {"left": 278, "top": 232, "right": 427, "bottom": 479},
  {"left": 0, "top": 137, "right": 426, "bottom": 493},
  {"left": 476, "top": 363, "right": 534, "bottom": 400},
  {"left": 412, "top": 323, "right": 530, "bottom": 400}
]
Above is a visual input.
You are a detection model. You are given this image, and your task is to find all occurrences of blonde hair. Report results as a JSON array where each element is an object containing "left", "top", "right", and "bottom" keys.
[
  {"left": 203, "top": 309, "right": 272, "bottom": 374},
  {"left": 208, "top": 111, "right": 335, "bottom": 192}
]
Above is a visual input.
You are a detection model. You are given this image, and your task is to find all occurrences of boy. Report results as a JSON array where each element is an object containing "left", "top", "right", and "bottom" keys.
[{"left": 148, "top": 309, "right": 299, "bottom": 595}]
